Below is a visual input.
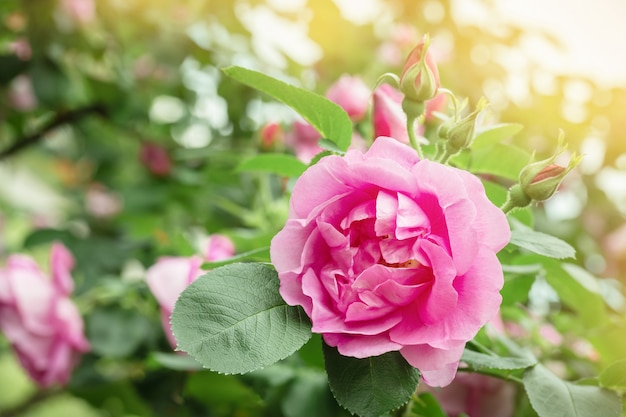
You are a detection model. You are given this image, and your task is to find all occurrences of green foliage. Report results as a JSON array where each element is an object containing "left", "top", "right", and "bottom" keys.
[
  {"left": 472, "top": 123, "right": 524, "bottom": 149},
  {"left": 523, "top": 364, "right": 621, "bottom": 417},
  {"left": 509, "top": 228, "right": 576, "bottom": 259},
  {"left": 404, "top": 393, "right": 448, "bottom": 417},
  {"left": 600, "top": 360, "right": 626, "bottom": 391},
  {"left": 323, "top": 344, "right": 421, "bottom": 417},
  {"left": 222, "top": 66, "right": 353, "bottom": 151},
  {"left": 461, "top": 349, "right": 536, "bottom": 371},
  {"left": 87, "top": 306, "right": 152, "bottom": 358},
  {"left": 171, "top": 263, "right": 312, "bottom": 374}
]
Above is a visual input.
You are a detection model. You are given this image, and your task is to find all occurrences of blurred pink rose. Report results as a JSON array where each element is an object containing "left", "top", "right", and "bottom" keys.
[
  {"left": 325, "top": 75, "right": 371, "bottom": 122},
  {"left": 425, "top": 93, "right": 447, "bottom": 122},
  {"left": 139, "top": 141, "right": 172, "bottom": 177},
  {"left": 145, "top": 235, "right": 235, "bottom": 348},
  {"left": 0, "top": 244, "right": 90, "bottom": 387},
  {"left": 61, "top": 0, "right": 95, "bottom": 24},
  {"left": 285, "top": 121, "right": 324, "bottom": 164},
  {"left": 260, "top": 122, "right": 284, "bottom": 150},
  {"left": 373, "top": 84, "right": 424, "bottom": 144},
  {"left": 270, "top": 137, "right": 510, "bottom": 386},
  {"left": 427, "top": 373, "right": 516, "bottom": 417},
  {"left": 9, "top": 38, "right": 31, "bottom": 60},
  {"left": 85, "top": 184, "right": 122, "bottom": 219},
  {"left": 9, "top": 75, "right": 37, "bottom": 111}
]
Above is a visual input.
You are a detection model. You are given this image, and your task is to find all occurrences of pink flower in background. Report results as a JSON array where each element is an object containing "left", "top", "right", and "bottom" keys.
[
  {"left": 325, "top": 75, "right": 371, "bottom": 122},
  {"left": 9, "top": 38, "right": 31, "bottom": 61},
  {"left": 260, "top": 122, "right": 284, "bottom": 150},
  {"left": 61, "top": 0, "right": 95, "bottom": 24},
  {"left": 426, "top": 373, "right": 516, "bottom": 417},
  {"left": 270, "top": 137, "right": 509, "bottom": 386},
  {"left": 372, "top": 84, "right": 411, "bottom": 144},
  {"left": 146, "top": 235, "right": 235, "bottom": 348},
  {"left": 85, "top": 183, "right": 122, "bottom": 219},
  {"left": 9, "top": 75, "right": 37, "bottom": 111},
  {"left": 425, "top": 93, "right": 447, "bottom": 122},
  {"left": 285, "top": 121, "right": 324, "bottom": 164},
  {"left": 139, "top": 141, "right": 172, "bottom": 177},
  {"left": 0, "top": 244, "right": 90, "bottom": 387}
]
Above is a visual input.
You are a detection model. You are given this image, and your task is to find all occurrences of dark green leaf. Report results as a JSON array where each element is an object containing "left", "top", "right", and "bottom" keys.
[
  {"left": 223, "top": 66, "right": 353, "bottom": 151},
  {"left": 0, "top": 54, "right": 29, "bottom": 85},
  {"left": 509, "top": 229, "right": 576, "bottom": 259},
  {"left": 524, "top": 364, "right": 621, "bottom": 417},
  {"left": 323, "top": 344, "right": 420, "bottom": 417},
  {"left": 237, "top": 153, "right": 307, "bottom": 177},
  {"left": 171, "top": 263, "right": 312, "bottom": 374},
  {"left": 282, "top": 370, "right": 336, "bottom": 417},
  {"left": 461, "top": 349, "right": 536, "bottom": 370}
]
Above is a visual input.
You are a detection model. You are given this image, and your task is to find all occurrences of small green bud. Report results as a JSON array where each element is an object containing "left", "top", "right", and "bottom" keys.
[{"left": 399, "top": 34, "right": 440, "bottom": 103}]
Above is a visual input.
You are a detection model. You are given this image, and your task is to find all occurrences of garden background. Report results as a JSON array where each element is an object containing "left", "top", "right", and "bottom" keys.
[{"left": 2, "top": 0, "right": 626, "bottom": 416}]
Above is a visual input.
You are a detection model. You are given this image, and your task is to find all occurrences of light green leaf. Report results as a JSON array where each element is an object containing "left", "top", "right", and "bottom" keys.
[
  {"left": 237, "top": 153, "right": 307, "bottom": 177},
  {"left": 462, "top": 349, "right": 536, "bottom": 370},
  {"left": 323, "top": 343, "right": 420, "bottom": 417},
  {"left": 600, "top": 360, "right": 626, "bottom": 391},
  {"left": 472, "top": 123, "right": 524, "bottom": 149},
  {"left": 223, "top": 66, "right": 353, "bottom": 151},
  {"left": 466, "top": 143, "right": 530, "bottom": 180},
  {"left": 509, "top": 229, "right": 576, "bottom": 259},
  {"left": 171, "top": 263, "right": 312, "bottom": 374},
  {"left": 524, "top": 364, "right": 621, "bottom": 417}
]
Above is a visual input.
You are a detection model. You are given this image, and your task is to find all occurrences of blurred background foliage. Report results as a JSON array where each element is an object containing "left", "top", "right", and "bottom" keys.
[{"left": 1, "top": 0, "right": 626, "bottom": 416}]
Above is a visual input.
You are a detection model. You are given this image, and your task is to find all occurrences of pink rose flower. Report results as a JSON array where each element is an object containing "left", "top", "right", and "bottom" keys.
[
  {"left": 146, "top": 235, "right": 235, "bottom": 348},
  {"left": 285, "top": 120, "right": 323, "bottom": 164},
  {"left": 373, "top": 84, "right": 410, "bottom": 144},
  {"left": 0, "top": 244, "right": 90, "bottom": 387},
  {"left": 270, "top": 137, "right": 510, "bottom": 386},
  {"left": 426, "top": 373, "right": 516, "bottom": 417},
  {"left": 325, "top": 75, "right": 371, "bottom": 122}
]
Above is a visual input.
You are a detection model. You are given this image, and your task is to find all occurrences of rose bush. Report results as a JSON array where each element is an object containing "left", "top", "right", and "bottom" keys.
[
  {"left": 0, "top": 243, "right": 89, "bottom": 387},
  {"left": 270, "top": 136, "right": 510, "bottom": 386}
]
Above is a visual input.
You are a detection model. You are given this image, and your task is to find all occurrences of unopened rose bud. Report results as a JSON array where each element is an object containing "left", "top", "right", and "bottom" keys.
[
  {"left": 443, "top": 97, "right": 488, "bottom": 154},
  {"left": 399, "top": 34, "right": 440, "bottom": 103},
  {"left": 260, "top": 122, "right": 283, "bottom": 150},
  {"left": 140, "top": 141, "right": 172, "bottom": 177},
  {"left": 501, "top": 132, "right": 582, "bottom": 213}
]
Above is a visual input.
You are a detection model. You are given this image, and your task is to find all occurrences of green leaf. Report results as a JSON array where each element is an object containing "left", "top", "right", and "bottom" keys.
[
  {"left": 472, "top": 123, "right": 524, "bottom": 149},
  {"left": 282, "top": 370, "right": 337, "bottom": 417},
  {"left": 171, "top": 263, "right": 312, "bottom": 374},
  {"left": 509, "top": 229, "right": 576, "bottom": 259},
  {"left": 600, "top": 360, "right": 626, "bottom": 391},
  {"left": 404, "top": 393, "right": 447, "bottom": 417},
  {"left": 461, "top": 349, "right": 536, "bottom": 370},
  {"left": 223, "top": 66, "right": 353, "bottom": 151},
  {"left": 147, "top": 352, "right": 203, "bottom": 371},
  {"left": 237, "top": 153, "right": 308, "bottom": 177},
  {"left": 464, "top": 143, "right": 530, "bottom": 180},
  {"left": 323, "top": 344, "right": 420, "bottom": 417},
  {"left": 202, "top": 247, "right": 271, "bottom": 269},
  {"left": 318, "top": 138, "right": 346, "bottom": 154},
  {"left": 524, "top": 364, "right": 621, "bottom": 417}
]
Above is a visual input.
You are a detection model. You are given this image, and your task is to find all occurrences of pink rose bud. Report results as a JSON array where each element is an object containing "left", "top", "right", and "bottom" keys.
[
  {"left": 372, "top": 84, "right": 424, "bottom": 144},
  {"left": 270, "top": 137, "right": 510, "bottom": 387},
  {"left": 399, "top": 34, "right": 440, "bottom": 103},
  {"left": 146, "top": 235, "right": 235, "bottom": 348},
  {"left": 325, "top": 75, "right": 372, "bottom": 122},
  {"left": 260, "top": 122, "right": 283, "bottom": 150},
  {"left": 139, "top": 141, "right": 172, "bottom": 177},
  {"left": 503, "top": 133, "right": 582, "bottom": 212},
  {"left": 0, "top": 243, "right": 90, "bottom": 387}
]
